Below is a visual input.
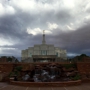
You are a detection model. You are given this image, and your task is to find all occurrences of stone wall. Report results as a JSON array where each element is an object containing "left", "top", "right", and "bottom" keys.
[
  {"left": 0, "top": 62, "right": 74, "bottom": 73},
  {"left": 77, "top": 62, "right": 90, "bottom": 82},
  {"left": 77, "top": 62, "right": 90, "bottom": 74},
  {"left": 0, "top": 63, "right": 14, "bottom": 81},
  {"left": 0, "top": 63, "right": 13, "bottom": 73},
  {"left": 1, "top": 62, "right": 90, "bottom": 74}
]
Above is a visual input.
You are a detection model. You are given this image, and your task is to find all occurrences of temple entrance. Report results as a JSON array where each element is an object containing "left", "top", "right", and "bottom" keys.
[
  {"left": 33, "top": 55, "right": 56, "bottom": 62},
  {"left": 33, "top": 58, "right": 55, "bottom": 62}
]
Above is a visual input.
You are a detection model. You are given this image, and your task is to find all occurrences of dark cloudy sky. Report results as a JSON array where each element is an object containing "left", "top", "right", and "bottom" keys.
[{"left": 0, "top": 0, "right": 90, "bottom": 58}]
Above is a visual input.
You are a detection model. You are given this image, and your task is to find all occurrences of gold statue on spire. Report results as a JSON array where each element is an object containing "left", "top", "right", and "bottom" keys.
[
  {"left": 42, "top": 30, "right": 46, "bottom": 44},
  {"left": 43, "top": 30, "right": 45, "bottom": 34}
]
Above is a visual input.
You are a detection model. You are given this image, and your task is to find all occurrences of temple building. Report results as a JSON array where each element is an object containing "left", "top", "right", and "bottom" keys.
[{"left": 21, "top": 30, "right": 67, "bottom": 62}]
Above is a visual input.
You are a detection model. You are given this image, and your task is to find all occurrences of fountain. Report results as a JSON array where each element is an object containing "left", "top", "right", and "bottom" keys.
[
  {"left": 32, "top": 64, "right": 55, "bottom": 82},
  {"left": 22, "top": 73, "right": 30, "bottom": 81},
  {"left": 9, "top": 63, "right": 81, "bottom": 87},
  {"left": 11, "top": 63, "right": 78, "bottom": 82}
]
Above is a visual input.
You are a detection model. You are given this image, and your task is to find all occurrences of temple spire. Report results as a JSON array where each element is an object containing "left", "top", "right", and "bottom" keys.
[{"left": 42, "top": 30, "right": 46, "bottom": 44}]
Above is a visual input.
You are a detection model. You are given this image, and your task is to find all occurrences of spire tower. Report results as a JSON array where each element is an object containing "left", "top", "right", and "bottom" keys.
[{"left": 42, "top": 30, "right": 46, "bottom": 44}]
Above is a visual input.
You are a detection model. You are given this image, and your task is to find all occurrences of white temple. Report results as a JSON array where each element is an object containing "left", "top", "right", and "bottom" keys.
[{"left": 21, "top": 30, "right": 67, "bottom": 62}]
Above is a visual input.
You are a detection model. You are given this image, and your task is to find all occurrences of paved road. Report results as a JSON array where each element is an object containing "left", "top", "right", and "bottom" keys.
[{"left": 0, "top": 83, "right": 90, "bottom": 90}]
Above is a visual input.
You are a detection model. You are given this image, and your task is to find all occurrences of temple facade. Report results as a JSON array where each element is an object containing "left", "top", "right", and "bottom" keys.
[{"left": 21, "top": 30, "right": 67, "bottom": 62}]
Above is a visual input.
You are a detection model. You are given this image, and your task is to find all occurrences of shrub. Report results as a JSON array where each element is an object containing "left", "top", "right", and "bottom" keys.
[
  {"left": 9, "top": 66, "right": 22, "bottom": 77},
  {"left": 15, "top": 66, "right": 22, "bottom": 71},
  {"left": 70, "top": 74, "right": 81, "bottom": 80},
  {"left": 63, "top": 64, "right": 77, "bottom": 69}
]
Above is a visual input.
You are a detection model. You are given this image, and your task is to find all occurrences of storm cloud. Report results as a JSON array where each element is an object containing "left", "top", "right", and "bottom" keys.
[{"left": 0, "top": 0, "right": 90, "bottom": 58}]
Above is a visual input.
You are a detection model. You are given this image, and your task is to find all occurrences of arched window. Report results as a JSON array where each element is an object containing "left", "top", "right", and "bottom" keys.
[
  {"left": 30, "top": 53, "right": 32, "bottom": 57},
  {"left": 41, "top": 50, "right": 47, "bottom": 55},
  {"left": 56, "top": 52, "right": 58, "bottom": 57}
]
